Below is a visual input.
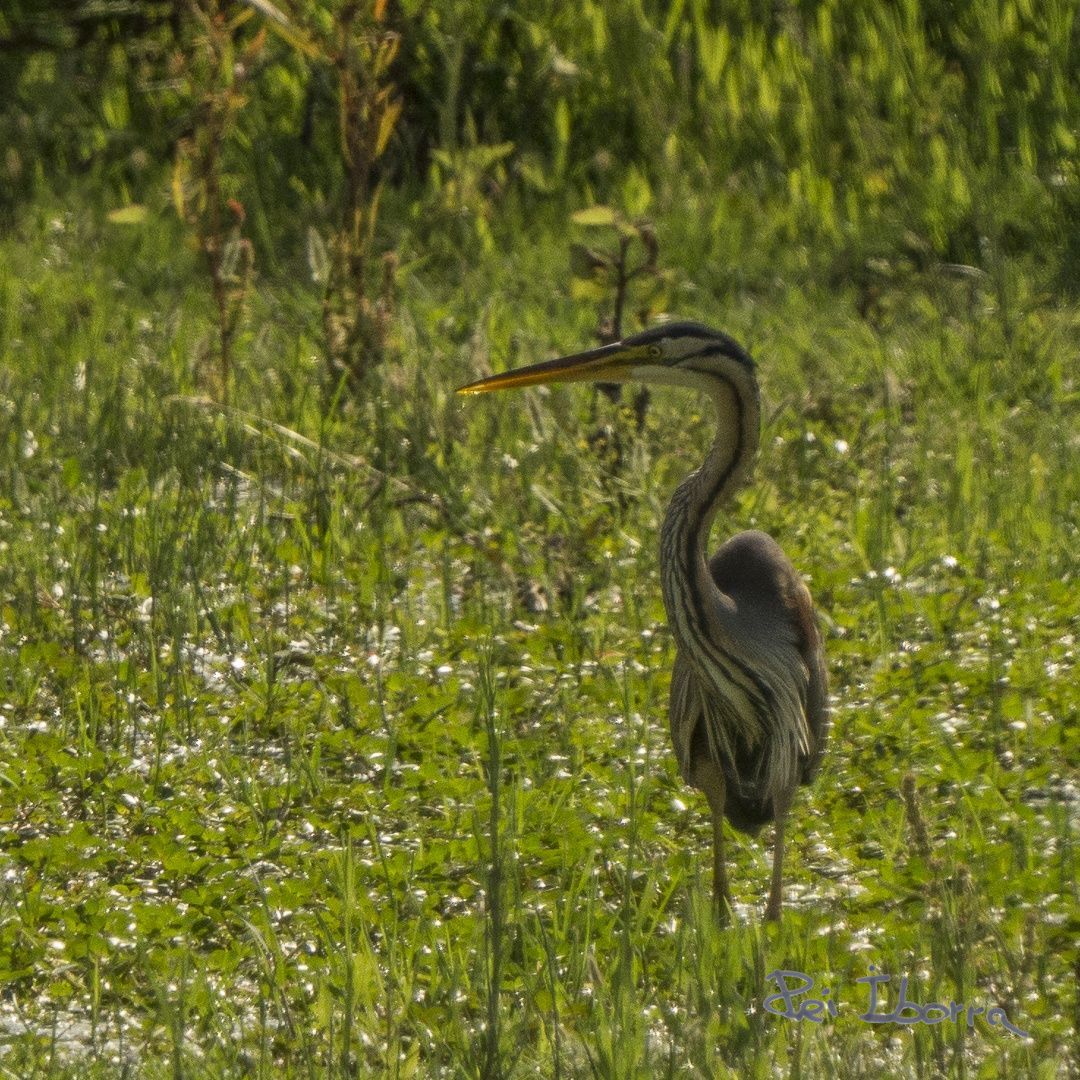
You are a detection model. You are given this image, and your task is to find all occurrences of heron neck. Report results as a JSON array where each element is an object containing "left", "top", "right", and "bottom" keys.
[{"left": 659, "top": 372, "right": 760, "bottom": 630}]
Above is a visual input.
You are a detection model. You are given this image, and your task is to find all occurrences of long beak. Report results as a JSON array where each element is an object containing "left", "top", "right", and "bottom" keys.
[{"left": 456, "top": 341, "right": 650, "bottom": 394}]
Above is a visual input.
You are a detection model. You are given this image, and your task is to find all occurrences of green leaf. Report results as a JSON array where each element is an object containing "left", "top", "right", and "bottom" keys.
[
  {"left": 571, "top": 205, "right": 617, "bottom": 228},
  {"left": 107, "top": 205, "right": 148, "bottom": 225}
]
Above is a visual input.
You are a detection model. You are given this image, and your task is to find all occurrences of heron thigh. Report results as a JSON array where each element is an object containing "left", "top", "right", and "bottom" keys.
[{"left": 688, "top": 756, "right": 726, "bottom": 818}]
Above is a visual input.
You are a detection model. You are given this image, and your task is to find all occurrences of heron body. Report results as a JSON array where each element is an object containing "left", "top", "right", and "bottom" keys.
[{"left": 458, "top": 323, "right": 829, "bottom": 922}]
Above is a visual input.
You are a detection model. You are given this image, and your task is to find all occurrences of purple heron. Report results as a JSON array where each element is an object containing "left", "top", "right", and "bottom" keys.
[{"left": 458, "top": 323, "right": 829, "bottom": 922}]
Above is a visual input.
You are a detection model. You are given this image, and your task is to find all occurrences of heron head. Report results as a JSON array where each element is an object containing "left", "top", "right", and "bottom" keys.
[{"left": 456, "top": 322, "right": 754, "bottom": 396}]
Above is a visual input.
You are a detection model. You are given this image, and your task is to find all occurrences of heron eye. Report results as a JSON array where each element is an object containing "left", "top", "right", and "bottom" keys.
[{"left": 648, "top": 344, "right": 662, "bottom": 359}]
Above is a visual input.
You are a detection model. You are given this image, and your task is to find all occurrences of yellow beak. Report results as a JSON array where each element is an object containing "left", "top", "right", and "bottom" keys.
[{"left": 456, "top": 341, "right": 650, "bottom": 394}]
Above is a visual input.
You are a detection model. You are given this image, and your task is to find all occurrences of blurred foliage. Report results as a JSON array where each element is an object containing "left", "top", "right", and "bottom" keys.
[
  {"left": 292, "top": 0, "right": 401, "bottom": 386},
  {"left": 568, "top": 204, "right": 671, "bottom": 427},
  {"left": 0, "top": 1, "right": 181, "bottom": 209},
  {"left": 2, "top": 0, "right": 1079, "bottom": 282},
  {"left": 171, "top": 1, "right": 261, "bottom": 402},
  {"left": 568, "top": 205, "right": 671, "bottom": 342}
]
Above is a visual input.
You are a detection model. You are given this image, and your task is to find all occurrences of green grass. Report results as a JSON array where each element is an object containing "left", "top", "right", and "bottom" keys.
[{"left": 0, "top": 200, "right": 1076, "bottom": 1078}]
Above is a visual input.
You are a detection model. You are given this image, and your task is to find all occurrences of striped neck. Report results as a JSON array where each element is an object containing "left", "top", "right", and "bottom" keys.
[{"left": 658, "top": 363, "right": 760, "bottom": 632}]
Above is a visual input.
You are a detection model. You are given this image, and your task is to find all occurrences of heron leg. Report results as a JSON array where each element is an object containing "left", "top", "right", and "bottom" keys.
[
  {"left": 692, "top": 760, "right": 730, "bottom": 922},
  {"left": 710, "top": 799, "right": 731, "bottom": 923},
  {"left": 764, "top": 789, "right": 793, "bottom": 923}
]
